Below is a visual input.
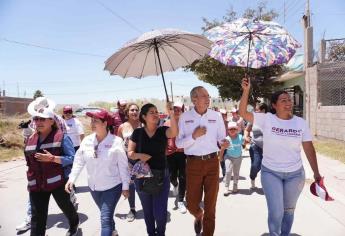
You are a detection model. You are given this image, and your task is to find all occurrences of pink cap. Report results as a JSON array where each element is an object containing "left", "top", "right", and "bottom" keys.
[
  {"left": 86, "top": 109, "right": 113, "bottom": 125},
  {"left": 63, "top": 106, "right": 73, "bottom": 112}
]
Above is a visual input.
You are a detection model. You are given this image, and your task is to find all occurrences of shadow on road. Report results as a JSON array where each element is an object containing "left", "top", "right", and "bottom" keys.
[
  {"left": 261, "top": 234, "right": 301, "bottom": 236},
  {"left": 46, "top": 212, "right": 88, "bottom": 229},
  {"left": 75, "top": 186, "right": 90, "bottom": 194},
  {"left": 115, "top": 209, "right": 145, "bottom": 220}
]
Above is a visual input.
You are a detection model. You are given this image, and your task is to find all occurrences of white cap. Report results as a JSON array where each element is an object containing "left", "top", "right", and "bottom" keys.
[
  {"left": 219, "top": 108, "right": 227, "bottom": 114},
  {"left": 28, "top": 97, "right": 56, "bottom": 115},
  {"left": 118, "top": 99, "right": 128, "bottom": 106},
  {"left": 31, "top": 107, "right": 55, "bottom": 119},
  {"left": 231, "top": 108, "right": 238, "bottom": 113},
  {"left": 173, "top": 101, "right": 184, "bottom": 108},
  {"left": 227, "top": 121, "right": 238, "bottom": 129}
]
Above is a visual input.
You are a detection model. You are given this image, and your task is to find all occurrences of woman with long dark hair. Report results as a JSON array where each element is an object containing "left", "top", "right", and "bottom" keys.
[
  {"left": 127, "top": 103, "right": 178, "bottom": 236},
  {"left": 239, "top": 78, "right": 322, "bottom": 236}
]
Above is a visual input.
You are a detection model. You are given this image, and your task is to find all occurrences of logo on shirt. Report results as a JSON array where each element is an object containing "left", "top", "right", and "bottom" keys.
[
  {"left": 185, "top": 120, "right": 194, "bottom": 123},
  {"left": 104, "top": 144, "right": 112, "bottom": 148},
  {"left": 271, "top": 127, "right": 302, "bottom": 137},
  {"left": 208, "top": 119, "right": 216, "bottom": 123}
]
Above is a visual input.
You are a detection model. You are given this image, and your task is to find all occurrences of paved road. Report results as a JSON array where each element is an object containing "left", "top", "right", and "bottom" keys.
[{"left": 1, "top": 153, "right": 345, "bottom": 236}]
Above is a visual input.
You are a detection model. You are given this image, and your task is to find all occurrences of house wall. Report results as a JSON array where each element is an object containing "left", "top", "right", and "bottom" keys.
[
  {"left": 0, "top": 96, "right": 33, "bottom": 116},
  {"left": 306, "top": 64, "right": 345, "bottom": 141}
]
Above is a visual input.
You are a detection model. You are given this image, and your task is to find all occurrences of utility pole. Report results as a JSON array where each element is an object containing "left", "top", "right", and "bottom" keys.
[
  {"left": 283, "top": 0, "right": 286, "bottom": 24},
  {"left": 17, "top": 82, "right": 19, "bottom": 97},
  {"left": 303, "top": 0, "right": 313, "bottom": 69}
]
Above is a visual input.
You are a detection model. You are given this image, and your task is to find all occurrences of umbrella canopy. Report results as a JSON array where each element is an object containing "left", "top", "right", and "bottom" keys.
[
  {"left": 205, "top": 18, "right": 301, "bottom": 70},
  {"left": 104, "top": 28, "right": 211, "bottom": 101}
]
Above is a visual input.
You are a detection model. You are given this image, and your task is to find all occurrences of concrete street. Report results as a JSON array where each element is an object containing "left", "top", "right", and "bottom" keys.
[{"left": 0, "top": 152, "right": 344, "bottom": 236}]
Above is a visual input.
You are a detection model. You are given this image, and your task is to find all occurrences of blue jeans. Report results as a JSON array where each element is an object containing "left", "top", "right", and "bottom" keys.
[
  {"left": 135, "top": 172, "right": 170, "bottom": 236},
  {"left": 249, "top": 144, "right": 263, "bottom": 180},
  {"left": 261, "top": 165, "right": 305, "bottom": 236},
  {"left": 90, "top": 184, "right": 122, "bottom": 236}
]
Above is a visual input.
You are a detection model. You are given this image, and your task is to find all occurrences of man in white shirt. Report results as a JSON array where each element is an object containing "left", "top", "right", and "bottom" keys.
[{"left": 176, "top": 86, "right": 229, "bottom": 236}]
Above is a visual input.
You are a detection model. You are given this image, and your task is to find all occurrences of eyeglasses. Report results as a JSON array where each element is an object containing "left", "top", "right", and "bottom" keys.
[
  {"left": 33, "top": 117, "right": 47, "bottom": 122},
  {"left": 94, "top": 144, "right": 99, "bottom": 158}
]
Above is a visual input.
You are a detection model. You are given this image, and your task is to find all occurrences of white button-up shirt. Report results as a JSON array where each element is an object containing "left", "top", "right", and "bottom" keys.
[
  {"left": 176, "top": 108, "right": 226, "bottom": 155},
  {"left": 69, "top": 132, "right": 130, "bottom": 191}
]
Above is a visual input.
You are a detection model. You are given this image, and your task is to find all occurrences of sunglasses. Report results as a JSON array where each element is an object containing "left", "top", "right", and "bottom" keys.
[
  {"left": 33, "top": 117, "right": 47, "bottom": 122},
  {"left": 228, "top": 128, "right": 237, "bottom": 131},
  {"left": 94, "top": 144, "right": 99, "bottom": 158},
  {"left": 63, "top": 111, "right": 73, "bottom": 114}
]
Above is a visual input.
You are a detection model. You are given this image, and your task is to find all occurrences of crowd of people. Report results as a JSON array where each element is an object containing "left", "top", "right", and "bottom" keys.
[{"left": 16, "top": 81, "right": 322, "bottom": 236}]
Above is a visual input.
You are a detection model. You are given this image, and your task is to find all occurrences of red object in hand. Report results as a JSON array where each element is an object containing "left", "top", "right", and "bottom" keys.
[{"left": 310, "top": 177, "right": 334, "bottom": 201}]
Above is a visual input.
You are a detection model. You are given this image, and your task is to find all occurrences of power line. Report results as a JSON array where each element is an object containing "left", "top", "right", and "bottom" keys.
[
  {"left": 0, "top": 38, "right": 105, "bottom": 58},
  {"left": 93, "top": 0, "right": 142, "bottom": 34},
  {"left": 44, "top": 85, "right": 162, "bottom": 96}
]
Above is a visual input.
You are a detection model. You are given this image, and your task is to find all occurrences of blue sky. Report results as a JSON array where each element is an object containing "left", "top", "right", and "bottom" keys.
[{"left": 1, "top": 0, "right": 344, "bottom": 105}]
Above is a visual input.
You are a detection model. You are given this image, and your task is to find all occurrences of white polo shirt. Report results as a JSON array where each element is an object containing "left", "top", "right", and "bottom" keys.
[
  {"left": 176, "top": 108, "right": 226, "bottom": 155},
  {"left": 68, "top": 132, "right": 130, "bottom": 191},
  {"left": 65, "top": 118, "right": 84, "bottom": 147}
]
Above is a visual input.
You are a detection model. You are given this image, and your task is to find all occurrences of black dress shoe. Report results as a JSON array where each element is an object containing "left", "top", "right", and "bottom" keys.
[
  {"left": 66, "top": 222, "right": 79, "bottom": 236},
  {"left": 194, "top": 218, "right": 202, "bottom": 234}
]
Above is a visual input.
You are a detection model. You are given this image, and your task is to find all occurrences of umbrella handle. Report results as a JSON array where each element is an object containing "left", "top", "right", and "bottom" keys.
[{"left": 154, "top": 39, "right": 170, "bottom": 102}]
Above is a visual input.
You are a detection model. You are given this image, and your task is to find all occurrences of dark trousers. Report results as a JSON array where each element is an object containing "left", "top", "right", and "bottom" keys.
[
  {"left": 186, "top": 157, "right": 219, "bottom": 236},
  {"left": 249, "top": 144, "right": 263, "bottom": 180},
  {"left": 30, "top": 185, "right": 79, "bottom": 236},
  {"left": 135, "top": 174, "right": 170, "bottom": 236},
  {"left": 167, "top": 152, "right": 186, "bottom": 202},
  {"left": 128, "top": 182, "right": 136, "bottom": 209}
]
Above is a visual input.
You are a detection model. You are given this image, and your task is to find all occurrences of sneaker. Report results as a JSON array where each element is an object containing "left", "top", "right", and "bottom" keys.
[
  {"left": 66, "top": 222, "right": 79, "bottom": 236},
  {"left": 177, "top": 201, "right": 187, "bottom": 214},
  {"left": 232, "top": 183, "right": 238, "bottom": 193},
  {"left": 250, "top": 180, "right": 256, "bottom": 190},
  {"left": 172, "top": 184, "right": 178, "bottom": 196},
  {"left": 16, "top": 220, "right": 31, "bottom": 231},
  {"left": 223, "top": 189, "right": 231, "bottom": 196},
  {"left": 126, "top": 209, "right": 136, "bottom": 222},
  {"left": 112, "top": 229, "right": 119, "bottom": 236}
]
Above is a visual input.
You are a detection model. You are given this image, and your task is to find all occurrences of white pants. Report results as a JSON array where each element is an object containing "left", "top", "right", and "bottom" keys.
[{"left": 224, "top": 157, "right": 242, "bottom": 188}]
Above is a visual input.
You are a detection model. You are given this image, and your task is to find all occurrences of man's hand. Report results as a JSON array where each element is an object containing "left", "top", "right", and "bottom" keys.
[
  {"left": 192, "top": 126, "right": 207, "bottom": 140},
  {"left": 35, "top": 150, "right": 54, "bottom": 162}
]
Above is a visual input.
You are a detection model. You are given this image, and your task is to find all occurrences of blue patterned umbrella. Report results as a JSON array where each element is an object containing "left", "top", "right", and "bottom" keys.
[{"left": 205, "top": 18, "right": 301, "bottom": 70}]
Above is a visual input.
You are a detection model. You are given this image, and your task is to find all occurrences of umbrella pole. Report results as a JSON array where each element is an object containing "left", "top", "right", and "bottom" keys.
[
  {"left": 154, "top": 39, "right": 169, "bottom": 102},
  {"left": 246, "top": 33, "right": 252, "bottom": 76}
]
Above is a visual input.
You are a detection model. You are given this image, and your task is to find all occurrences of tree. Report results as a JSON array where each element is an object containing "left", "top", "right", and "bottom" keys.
[
  {"left": 188, "top": 1, "right": 284, "bottom": 104},
  {"left": 33, "top": 90, "right": 44, "bottom": 99},
  {"left": 328, "top": 40, "right": 345, "bottom": 62}
]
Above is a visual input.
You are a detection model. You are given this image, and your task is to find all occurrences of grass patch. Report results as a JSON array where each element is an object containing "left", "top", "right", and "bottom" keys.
[
  {"left": 314, "top": 138, "right": 345, "bottom": 164},
  {"left": 0, "top": 147, "right": 23, "bottom": 161}
]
